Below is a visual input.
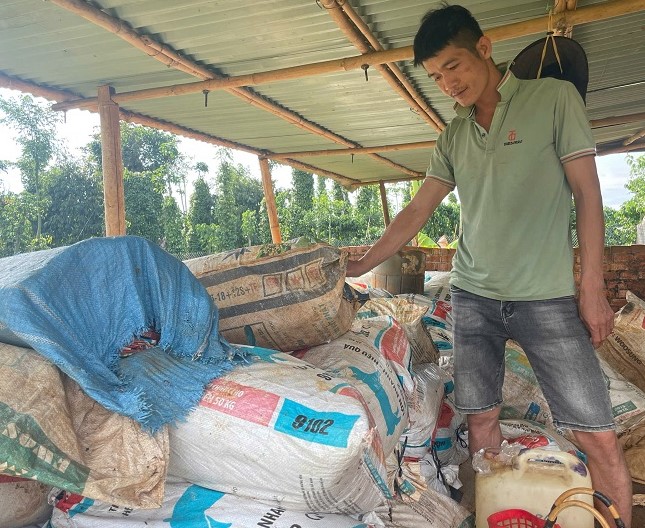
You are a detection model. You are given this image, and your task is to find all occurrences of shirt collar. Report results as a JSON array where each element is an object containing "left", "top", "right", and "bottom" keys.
[{"left": 454, "top": 69, "right": 520, "bottom": 119}]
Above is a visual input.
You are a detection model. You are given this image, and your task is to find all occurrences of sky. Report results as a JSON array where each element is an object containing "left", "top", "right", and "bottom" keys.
[{"left": 0, "top": 87, "right": 636, "bottom": 209}]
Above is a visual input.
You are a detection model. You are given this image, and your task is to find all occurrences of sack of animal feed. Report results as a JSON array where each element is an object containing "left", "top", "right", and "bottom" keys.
[
  {"left": 0, "top": 342, "right": 168, "bottom": 509},
  {"left": 400, "top": 363, "right": 445, "bottom": 459},
  {"left": 357, "top": 298, "right": 439, "bottom": 364},
  {"left": 49, "top": 478, "right": 381, "bottom": 528},
  {"left": 168, "top": 345, "right": 391, "bottom": 514},
  {"left": 184, "top": 238, "right": 360, "bottom": 351},
  {"left": 423, "top": 271, "right": 452, "bottom": 302},
  {"left": 596, "top": 291, "right": 645, "bottom": 393},
  {"left": 0, "top": 475, "right": 52, "bottom": 528},
  {"left": 293, "top": 316, "right": 413, "bottom": 457}
]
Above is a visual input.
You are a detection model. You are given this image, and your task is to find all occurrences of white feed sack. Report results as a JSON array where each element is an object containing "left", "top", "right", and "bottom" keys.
[
  {"left": 184, "top": 240, "right": 359, "bottom": 351},
  {"left": 400, "top": 363, "right": 445, "bottom": 459},
  {"left": 168, "top": 348, "right": 392, "bottom": 514},
  {"left": 49, "top": 478, "right": 380, "bottom": 528},
  {"left": 0, "top": 342, "right": 168, "bottom": 509},
  {"left": 293, "top": 316, "right": 414, "bottom": 457},
  {"left": 356, "top": 298, "right": 439, "bottom": 364},
  {"left": 0, "top": 475, "right": 52, "bottom": 528}
]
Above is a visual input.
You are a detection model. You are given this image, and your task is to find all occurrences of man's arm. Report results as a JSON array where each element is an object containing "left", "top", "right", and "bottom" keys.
[
  {"left": 346, "top": 177, "right": 451, "bottom": 277},
  {"left": 564, "top": 155, "right": 614, "bottom": 347}
]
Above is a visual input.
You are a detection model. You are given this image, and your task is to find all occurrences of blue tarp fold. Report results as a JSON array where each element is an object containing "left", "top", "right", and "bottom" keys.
[{"left": 0, "top": 236, "right": 241, "bottom": 432}]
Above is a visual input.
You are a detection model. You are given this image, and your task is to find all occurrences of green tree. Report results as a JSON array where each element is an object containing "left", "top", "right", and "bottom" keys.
[
  {"left": 354, "top": 184, "right": 384, "bottom": 243},
  {"left": 206, "top": 158, "right": 264, "bottom": 251},
  {"left": 422, "top": 192, "right": 461, "bottom": 244},
  {"left": 0, "top": 191, "right": 37, "bottom": 256},
  {"left": 123, "top": 170, "right": 164, "bottom": 243},
  {"left": 41, "top": 159, "right": 104, "bottom": 246},
  {"left": 603, "top": 154, "right": 645, "bottom": 246},
  {"left": 0, "top": 94, "right": 61, "bottom": 240},
  {"left": 87, "top": 123, "right": 184, "bottom": 197},
  {"left": 187, "top": 177, "right": 214, "bottom": 253},
  {"left": 161, "top": 196, "right": 186, "bottom": 256}
]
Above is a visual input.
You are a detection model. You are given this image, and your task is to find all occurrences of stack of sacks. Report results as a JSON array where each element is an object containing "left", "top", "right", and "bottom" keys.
[
  {"left": 350, "top": 296, "right": 470, "bottom": 510},
  {"left": 594, "top": 292, "right": 645, "bottom": 484},
  {"left": 49, "top": 478, "right": 381, "bottom": 527},
  {"left": 167, "top": 345, "right": 395, "bottom": 513},
  {"left": 185, "top": 238, "right": 361, "bottom": 351}
]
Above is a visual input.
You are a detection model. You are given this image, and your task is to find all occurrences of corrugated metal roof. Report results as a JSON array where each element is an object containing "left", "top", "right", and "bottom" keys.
[{"left": 0, "top": 0, "right": 643, "bottom": 187}]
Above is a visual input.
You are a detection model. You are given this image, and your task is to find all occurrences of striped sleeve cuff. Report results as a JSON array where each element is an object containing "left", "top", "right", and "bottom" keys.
[
  {"left": 425, "top": 173, "right": 456, "bottom": 189},
  {"left": 560, "top": 147, "right": 596, "bottom": 164}
]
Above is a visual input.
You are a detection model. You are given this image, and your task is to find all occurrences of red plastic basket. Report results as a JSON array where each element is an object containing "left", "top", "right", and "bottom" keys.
[{"left": 487, "top": 509, "right": 561, "bottom": 528}]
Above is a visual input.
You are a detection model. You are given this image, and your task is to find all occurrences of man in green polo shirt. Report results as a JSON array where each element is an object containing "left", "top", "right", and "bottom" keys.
[{"left": 346, "top": 4, "right": 631, "bottom": 526}]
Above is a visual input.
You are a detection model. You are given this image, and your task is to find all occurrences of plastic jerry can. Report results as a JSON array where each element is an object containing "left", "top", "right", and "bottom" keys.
[{"left": 475, "top": 449, "right": 594, "bottom": 528}]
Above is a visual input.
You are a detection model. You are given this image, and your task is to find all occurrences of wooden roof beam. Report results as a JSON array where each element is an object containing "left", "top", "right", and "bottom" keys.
[
  {"left": 320, "top": 0, "right": 444, "bottom": 132},
  {"left": 270, "top": 141, "right": 437, "bottom": 160}
]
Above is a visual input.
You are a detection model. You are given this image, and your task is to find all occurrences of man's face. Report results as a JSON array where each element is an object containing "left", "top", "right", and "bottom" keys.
[{"left": 421, "top": 37, "right": 491, "bottom": 108}]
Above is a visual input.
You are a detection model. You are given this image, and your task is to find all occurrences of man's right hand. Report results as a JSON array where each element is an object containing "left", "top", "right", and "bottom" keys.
[{"left": 346, "top": 259, "right": 368, "bottom": 278}]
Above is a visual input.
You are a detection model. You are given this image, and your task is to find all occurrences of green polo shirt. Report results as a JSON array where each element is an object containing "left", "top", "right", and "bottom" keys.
[{"left": 426, "top": 71, "right": 596, "bottom": 300}]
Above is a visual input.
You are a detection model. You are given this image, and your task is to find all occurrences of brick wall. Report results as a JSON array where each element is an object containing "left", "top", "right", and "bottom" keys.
[{"left": 344, "top": 245, "right": 645, "bottom": 311}]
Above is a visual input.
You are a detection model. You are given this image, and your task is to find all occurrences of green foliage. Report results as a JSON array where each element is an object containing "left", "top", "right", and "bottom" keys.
[
  {"left": 123, "top": 170, "right": 164, "bottom": 244},
  {"left": 161, "top": 197, "right": 186, "bottom": 256},
  {"left": 41, "top": 159, "right": 104, "bottom": 245},
  {"left": 0, "top": 94, "right": 61, "bottom": 238},
  {"left": 603, "top": 154, "right": 644, "bottom": 246},
  {"left": 422, "top": 194, "right": 460, "bottom": 244}
]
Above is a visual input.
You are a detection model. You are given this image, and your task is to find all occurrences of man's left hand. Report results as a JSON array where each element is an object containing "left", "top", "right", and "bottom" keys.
[{"left": 578, "top": 283, "right": 614, "bottom": 348}]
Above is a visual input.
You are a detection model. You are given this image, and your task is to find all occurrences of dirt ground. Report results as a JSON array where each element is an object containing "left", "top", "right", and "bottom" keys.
[{"left": 458, "top": 460, "right": 645, "bottom": 527}]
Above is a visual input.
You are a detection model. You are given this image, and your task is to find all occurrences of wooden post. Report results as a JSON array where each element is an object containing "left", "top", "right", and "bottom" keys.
[
  {"left": 379, "top": 181, "right": 391, "bottom": 227},
  {"left": 97, "top": 85, "right": 125, "bottom": 236},
  {"left": 258, "top": 157, "right": 282, "bottom": 243}
]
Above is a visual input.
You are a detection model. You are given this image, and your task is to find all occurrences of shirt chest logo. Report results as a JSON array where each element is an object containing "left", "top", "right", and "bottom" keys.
[{"left": 504, "top": 129, "right": 523, "bottom": 146}]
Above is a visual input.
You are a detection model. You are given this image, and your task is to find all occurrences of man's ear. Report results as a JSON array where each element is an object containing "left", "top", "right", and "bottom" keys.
[{"left": 476, "top": 36, "right": 493, "bottom": 60}]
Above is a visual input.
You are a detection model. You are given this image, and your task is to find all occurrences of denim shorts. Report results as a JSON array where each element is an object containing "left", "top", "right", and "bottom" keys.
[{"left": 450, "top": 286, "right": 614, "bottom": 431}]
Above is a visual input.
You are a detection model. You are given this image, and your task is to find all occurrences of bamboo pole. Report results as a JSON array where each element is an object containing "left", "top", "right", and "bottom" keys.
[
  {"left": 258, "top": 158, "right": 282, "bottom": 243},
  {"left": 51, "top": 0, "right": 645, "bottom": 114},
  {"left": 597, "top": 141, "right": 645, "bottom": 155},
  {"left": 337, "top": 0, "right": 445, "bottom": 131},
  {"left": 553, "top": 0, "right": 578, "bottom": 37},
  {"left": 320, "top": 0, "right": 444, "bottom": 132},
  {"left": 623, "top": 128, "right": 645, "bottom": 146},
  {"left": 269, "top": 140, "right": 437, "bottom": 160},
  {"left": 97, "top": 85, "right": 126, "bottom": 236},
  {"left": 591, "top": 112, "right": 645, "bottom": 128},
  {"left": 379, "top": 181, "right": 391, "bottom": 227}
]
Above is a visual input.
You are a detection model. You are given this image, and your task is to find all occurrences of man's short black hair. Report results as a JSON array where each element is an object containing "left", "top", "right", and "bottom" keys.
[{"left": 413, "top": 4, "right": 484, "bottom": 66}]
